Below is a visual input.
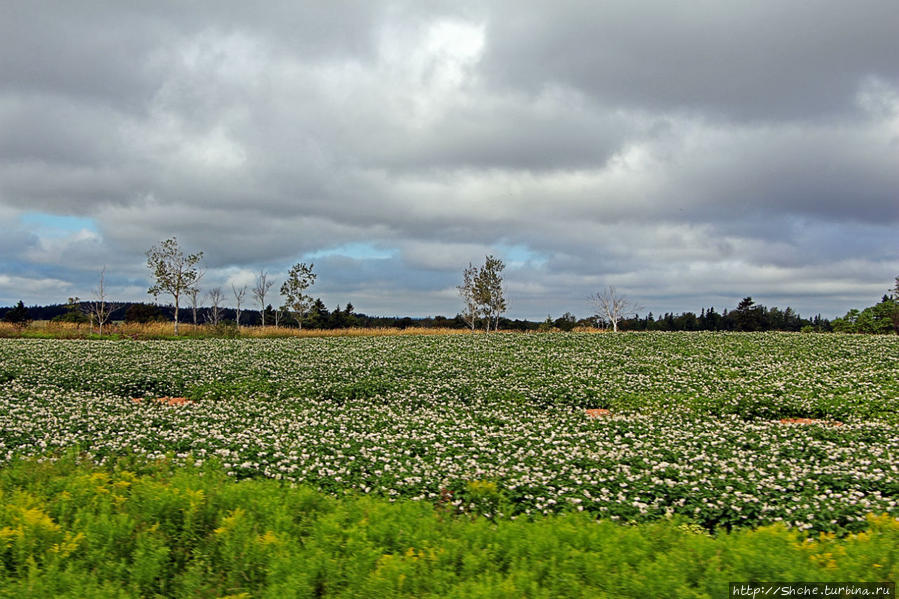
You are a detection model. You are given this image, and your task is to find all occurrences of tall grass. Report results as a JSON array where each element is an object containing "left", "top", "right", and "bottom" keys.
[
  {"left": 243, "top": 325, "right": 473, "bottom": 339},
  {"left": 0, "top": 456, "right": 895, "bottom": 598},
  {"left": 0, "top": 320, "right": 487, "bottom": 340}
]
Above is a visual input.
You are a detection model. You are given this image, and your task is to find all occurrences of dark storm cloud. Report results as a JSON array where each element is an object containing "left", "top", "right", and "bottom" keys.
[
  {"left": 481, "top": 0, "right": 899, "bottom": 121},
  {"left": 0, "top": 1, "right": 897, "bottom": 317}
]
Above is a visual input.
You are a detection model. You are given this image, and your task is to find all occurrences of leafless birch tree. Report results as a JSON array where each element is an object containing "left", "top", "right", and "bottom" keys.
[
  {"left": 188, "top": 286, "right": 201, "bottom": 325},
  {"left": 232, "top": 284, "right": 247, "bottom": 326},
  {"left": 206, "top": 287, "right": 224, "bottom": 325},
  {"left": 87, "top": 266, "right": 121, "bottom": 337},
  {"left": 458, "top": 262, "right": 481, "bottom": 332},
  {"left": 253, "top": 270, "right": 274, "bottom": 327},
  {"left": 589, "top": 286, "right": 642, "bottom": 332}
]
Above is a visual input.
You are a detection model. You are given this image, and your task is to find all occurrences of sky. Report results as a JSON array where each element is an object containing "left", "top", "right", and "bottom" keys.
[{"left": 1, "top": 1, "right": 897, "bottom": 320}]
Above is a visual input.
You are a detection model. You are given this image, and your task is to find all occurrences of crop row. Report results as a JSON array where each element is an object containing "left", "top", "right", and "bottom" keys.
[{"left": 1, "top": 333, "right": 897, "bottom": 532}]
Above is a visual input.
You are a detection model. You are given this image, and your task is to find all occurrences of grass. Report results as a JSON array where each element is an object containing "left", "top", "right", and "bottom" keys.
[
  {"left": 2, "top": 333, "right": 897, "bottom": 531},
  {"left": 2, "top": 332, "right": 896, "bottom": 594},
  {"left": 0, "top": 456, "right": 895, "bottom": 598},
  {"left": 0, "top": 320, "right": 479, "bottom": 340}
]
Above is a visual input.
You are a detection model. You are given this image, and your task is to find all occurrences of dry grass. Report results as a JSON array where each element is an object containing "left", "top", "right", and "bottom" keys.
[
  {"left": 0, "top": 320, "right": 489, "bottom": 339},
  {"left": 242, "top": 325, "right": 473, "bottom": 338}
]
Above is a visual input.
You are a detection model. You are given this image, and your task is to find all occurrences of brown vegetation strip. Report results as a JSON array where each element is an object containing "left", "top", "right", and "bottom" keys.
[
  {"left": 131, "top": 397, "right": 192, "bottom": 406},
  {"left": 585, "top": 408, "right": 612, "bottom": 418},
  {"left": 778, "top": 417, "right": 842, "bottom": 426},
  {"left": 0, "top": 321, "right": 612, "bottom": 340}
]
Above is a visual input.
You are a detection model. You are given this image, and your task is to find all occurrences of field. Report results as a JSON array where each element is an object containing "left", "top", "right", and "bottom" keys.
[
  {"left": 1, "top": 332, "right": 898, "bottom": 595},
  {"left": 0, "top": 320, "right": 476, "bottom": 339}
]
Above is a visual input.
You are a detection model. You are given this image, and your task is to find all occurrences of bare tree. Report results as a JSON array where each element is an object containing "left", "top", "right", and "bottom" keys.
[
  {"left": 232, "top": 284, "right": 247, "bottom": 326},
  {"left": 458, "top": 262, "right": 481, "bottom": 332},
  {"left": 188, "top": 286, "right": 201, "bottom": 325},
  {"left": 274, "top": 305, "right": 283, "bottom": 328},
  {"left": 589, "top": 286, "right": 643, "bottom": 332},
  {"left": 474, "top": 255, "right": 506, "bottom": 333},
  {"left": 87, "top": 266, "right": 121, "bottom": 337},
  {"left": 206, "top": 287, "right": 224, "bottom": 326},
  {"left": 253, "top": 270, "right": 274, "bottom": 327},
  {"left": 146, "top": 237, "right": 203, "bottom": 335},
  {"left": 280, "top": 262, "right": 316, "bottom": 329}
]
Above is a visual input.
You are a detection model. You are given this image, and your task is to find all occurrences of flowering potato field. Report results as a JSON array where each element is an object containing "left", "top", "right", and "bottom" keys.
[{"left": 1, "top": 332, "right": 897, "bottom": 533}]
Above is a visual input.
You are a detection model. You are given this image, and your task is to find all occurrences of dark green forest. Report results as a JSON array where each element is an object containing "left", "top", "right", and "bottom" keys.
[{"left": 4, "top": 294, "right": 899, "bottom": 333}]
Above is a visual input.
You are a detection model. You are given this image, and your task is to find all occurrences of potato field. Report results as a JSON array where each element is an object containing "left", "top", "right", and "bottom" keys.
[{"left": 2, "top": 332, "right": 897, "bottom": 534}]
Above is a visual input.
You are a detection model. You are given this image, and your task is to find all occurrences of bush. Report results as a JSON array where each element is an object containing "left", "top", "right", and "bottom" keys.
[
  {"left": 0, "top": 457, "right": 896, "bottom": 597},
  {"left": 125, "top": 303, "right": 166, "bottom": 323},
  {"left": 2, "top": 301, "right": 30, "bottom": 327},
  {"left": 210, "top": 321, "right": 240, "bottom": 338}
]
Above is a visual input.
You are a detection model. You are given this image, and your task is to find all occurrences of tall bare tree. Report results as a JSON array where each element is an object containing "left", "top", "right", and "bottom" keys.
[
  {"left": 232, "top": 284, "right": 247, "bottom": 326},
  {"left": 188, "top": 286, "right": 201, "bottom": 325},
  {"left": 458, "top": 262, "right": 480, "bottom": 332},
  {"left": 589, "top": 286, "right": 642, "bottom": 332},
  {"left": 474, "top": 255, "right": 506, "bottom": 333},
  {"left": 206, "top": 287, "right": 224, "bottom": 325},
  {"left": 280, "top": 262, "right": 316, "bottom": 329},
  {"left": 146, "top": 237, "right": 203, "bottom": 335},
  {"left": 253, "top": 270, "right": 274, "bottom": 327},
  {"left": 274, "top": 305, "right": 283, "bottom": 327},
  {"left": 87, "top": 266, "right": 121, "bottom": 337}
]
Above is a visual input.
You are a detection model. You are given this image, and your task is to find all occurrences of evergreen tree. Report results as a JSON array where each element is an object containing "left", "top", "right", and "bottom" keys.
[{"left": 3, "top": 301, "right": 30, "bottom": 326}]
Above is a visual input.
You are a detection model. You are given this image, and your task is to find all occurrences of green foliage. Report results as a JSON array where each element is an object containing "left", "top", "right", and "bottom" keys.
[
  {"left": 734, "top": 297, "right": 762, "bottom": 332},
  {"left": 145, "top": 237, "right": 203, "bottom": 301},
  {"left": 832, "top": 299, "right": 899, "bottom": 334},
  {"left": 0, "top": 458, "right": 895, "bottom": 598},
  {"left": 280, "top": 262, "right": 316, "bottom": 328},
  {"left": 2, "top": 333, "right": 897, "bottom": 533},
  {"left": 145, "top": 237, "right": 203, "bottom": 334},
  {"left": 474, "top": 255, "right": 506, "bottom": 332},
  {"left": 51, "top": 311, "right": 90, "bottom": 324},
  {"left": 51, "top": 297, "right": 90, "bottom": 324},
  {"left": 2, "top": 301, "right": 30, "bottom": 327},
  {"left": 458, "top": 255, "right": 507, "bottom": 332},
  {"left": 210, "top": 321, "right": 240, "bottom": 338},
  {"left": 124, "top": 303, "right": 165, "bottom": 323}
]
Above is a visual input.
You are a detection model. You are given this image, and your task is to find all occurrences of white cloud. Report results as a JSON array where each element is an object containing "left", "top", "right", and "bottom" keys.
[{"left": 0, "top": 1, "right": 897, "bottom": 318}]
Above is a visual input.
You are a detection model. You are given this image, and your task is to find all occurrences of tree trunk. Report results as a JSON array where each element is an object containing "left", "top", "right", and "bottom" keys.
[{"left": 174, "top": 294, "right": 180, "bottom": 335}]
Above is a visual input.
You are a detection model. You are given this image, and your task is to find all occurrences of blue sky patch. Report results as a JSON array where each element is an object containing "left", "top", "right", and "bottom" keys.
[
  {"left": 20, "top": 212, "right": 98, "bottom": 237},
  {"left": 496, "top": 243, "right": 548, "bottom": 267},
  {"left": 305, "top": 242, "right": 397, "bottom": 261}
]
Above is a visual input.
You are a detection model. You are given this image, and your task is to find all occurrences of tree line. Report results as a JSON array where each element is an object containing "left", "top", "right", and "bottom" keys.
[
  {"left": 2, "top": 237, "right": 897, "bottom": 334},
  {"left": 6, "top": 295, "right": 898, "bottom": 334}
]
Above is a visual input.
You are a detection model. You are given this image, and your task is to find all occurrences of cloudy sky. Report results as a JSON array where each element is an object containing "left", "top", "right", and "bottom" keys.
[{"left": 1, "top": 1, "right": 897, "bottom": 319}]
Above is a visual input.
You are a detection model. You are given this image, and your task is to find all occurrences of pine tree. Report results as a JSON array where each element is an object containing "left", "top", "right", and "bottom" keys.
[{"left": 3, "top": 301, "right": 30, "bottom": 327}]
